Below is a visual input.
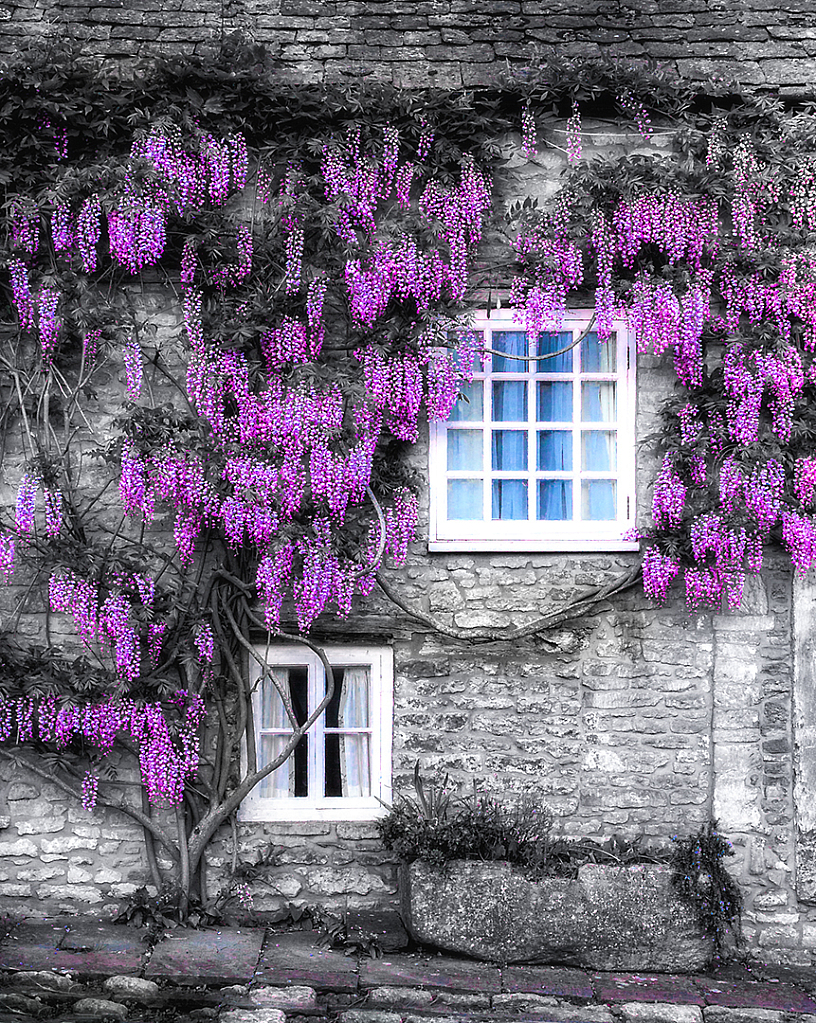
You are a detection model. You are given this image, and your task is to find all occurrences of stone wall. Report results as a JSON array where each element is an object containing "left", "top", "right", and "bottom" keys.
[
  {"left": 0, "top": 78, "right": 810, "bottom": 968},
  {"left": 1, "top": 0, "right": 815, "bottom": 94}
]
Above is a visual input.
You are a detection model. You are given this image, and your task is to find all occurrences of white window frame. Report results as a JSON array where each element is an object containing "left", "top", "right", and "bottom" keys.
[
  {"left": 428, "top": 309, "right": 638, "bottom": 552},
  {"left": 239, "top": 644, "right": 393, "bottom": 822}
]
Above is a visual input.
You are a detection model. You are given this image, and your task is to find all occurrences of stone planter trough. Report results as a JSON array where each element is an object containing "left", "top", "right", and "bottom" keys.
[{"left": 400, "top": 859, "right": 714, "bottom": 971}]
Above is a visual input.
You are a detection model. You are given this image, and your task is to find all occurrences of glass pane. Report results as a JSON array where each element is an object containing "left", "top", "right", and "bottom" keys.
[
  {"left": 492, "top": 430, "right": 527, "bottom": 470},
  {"left": 581, "top": 431, "right": 617, "bottom": 471},
  {"left": 536, "top": 382, "right": 572, "bottom": 422},
  {"left": 259, "top": 733, "right": 307, "bottom": 797},
  {"left": 537, "top": 431, "right": 572, "bottom": 471},
  {"left": 448, "top": 430, "right": 483, "bottom": 470},
  {"left": 536, "top": 332, "right": 573, "bottom": 373},
  {"left": 582, "top": 382, "right": 616, "bottom": 423},
  {"left": 260, "top": 668, "right": 289, "bottom": 728},
  {"left": 537, "top": 480, "right": 572, "bottom": 520},
  {"left": 582, "top": 480, "right": 617, "bottom": 520},
  {"left": 325, "top": 733, "right": 370, "bottom": 798},
  {"left": 581, "top": 331, "right": 616, "bottom": 372},
  {"left": 493, "top": 381, "right": 527, "bottom": 421},
  {"left": 258, "top": 734, "right": 293, "bottom": 798},
  {"left": 492, "top": 479, "right": 528, "bottom": 520},
  {"left": 449, "top": 380, "right": 483, "bottom": 422},
  {"left": 492, "top": 331, "right": 528, "bottom": 372},
  {"left": 448, "top": 479, "right": 483, "bottom": 519},
  {"left": 330, "top": 666, "right": 369, "bottom": 729}
]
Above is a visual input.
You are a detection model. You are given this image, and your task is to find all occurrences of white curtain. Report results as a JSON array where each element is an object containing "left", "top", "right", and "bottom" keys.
[
  {"left": 338, "top": 667, "right": 370, "bottom": 797},
  {"left": 258, "top": 667, "right": 294, "bottom": 798}
]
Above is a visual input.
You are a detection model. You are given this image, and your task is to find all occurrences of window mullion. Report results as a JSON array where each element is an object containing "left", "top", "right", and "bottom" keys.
[{"left": 309, "top": 657, "right": 324, "bottom": 799}]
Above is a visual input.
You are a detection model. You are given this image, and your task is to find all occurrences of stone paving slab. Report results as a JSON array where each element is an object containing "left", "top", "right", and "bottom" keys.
[
  {"left": 360, "top": 953, "right": 501, "bottom": 994},
  {"left": 695, "top": 977, "right": 816, "bottom": 1013},
  {"left": 146, "top": 927, "right": 265, "bottom": 985},
  {"left": 255, "top": 930, "right": 359, "bottom": 992},
  {"left": 503, "top": 966, "right": 595, "bottom": 1001},
  {"left": 591, "top": 972, "right": 705, "bottom": 1005},
  {"left": 0, "top": 921, "right": 145, "bottom": 977}
]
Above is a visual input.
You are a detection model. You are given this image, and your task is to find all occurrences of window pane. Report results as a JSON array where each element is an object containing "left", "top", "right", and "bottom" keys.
[
  {"left": 582, "top": 431, "right": 617, "bottom": 471},
  {"left": 258, "top": 733, "right": 308, "bottom": 797},
  {"left": 582, "top": 480, "right": 617, "bottom": 520},
  {"left": 537, "top": 431, "right": 572, "bottom": 471},
  {"left": 536, "top": 332, "right": 572, "bottom": 373},
  {"left": 332, "top": 666, "right": 370, "bottom": 729},
  {"left": 492, "top": 430, "right": 527, "bottom": 470},
  {"left": 448, "top": 479, "right": 483, "bottom": 519},
  {"left": 260, "top": 668, "right": 291, "bottom": 729},
  {"left": 258, "top": 734, "right": 292, "bottom": 798},
  {"left": 492, "top": 330, "right": 528, "bottom": 372},
  {"left": 537, "top": 480, "right": 572, "bottom": 520},
  {"left": 448, "top": 430, "right": 483, "bottom": 470},
  {"left": 536, "top": 382, "right": 572, "bottom": 422},
  {"left": 449, "top": 380, "right": 483, "bottom": 422},
  {"left": 493, "top": 381, "right": 527, "bottom": 421},
  {"left": 492, "top": 479, "right": 528, "bottom": 519},
  {"left": 581, "top": 331, "right": 616, "bottom": 372},
  {"left": 325, "top": 733, "right": 371, "bottom": 798},
  {"left": 581, "top": 382, "right": 616, "bottom": 422}
]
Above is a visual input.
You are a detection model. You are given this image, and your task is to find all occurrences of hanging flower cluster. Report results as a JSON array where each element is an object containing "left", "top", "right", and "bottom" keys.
[
  {"left": 48, "top": 569, "right": 162, "bottom": 678},
  {"left": 0, "top": 691, "right": 204, "bottom": 809}
]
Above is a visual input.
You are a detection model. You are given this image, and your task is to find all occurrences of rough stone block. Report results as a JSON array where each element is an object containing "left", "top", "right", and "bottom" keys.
[
  {"left": 400, "top": 860, "right": 712, "bottom": 971},
  {"left": 620, "top": 1004, "right": 703, "bottom": 1023}
]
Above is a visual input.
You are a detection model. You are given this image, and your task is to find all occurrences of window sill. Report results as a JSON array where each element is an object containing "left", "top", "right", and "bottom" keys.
[
  {"left": 238, "top": 799, "right": 390, "bottom": 823},
  {"left": 428, "top": 539, "right": 640, "bottom": 553}
]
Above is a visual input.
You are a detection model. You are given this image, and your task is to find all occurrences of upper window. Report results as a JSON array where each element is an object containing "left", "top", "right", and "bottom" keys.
[
  {"left": 240, "top": 645, "right": 393, "bottom": 822},
  {"left": 429, "top": 310, "right": 637, "bottom": 551}
]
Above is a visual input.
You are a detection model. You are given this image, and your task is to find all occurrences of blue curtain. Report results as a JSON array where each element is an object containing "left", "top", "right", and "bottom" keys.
[
  {"left": 581, "top": 332, "right": 616, "bottom": 372},
  {"left": 492, "top": 480, "right": 527, "bottom": 519},
  {"left": 493, "top": 380, "right": 527, "bottom": 421},
  {"left": 582, "top": 480, "right": 616, "bottom": 520},
  {"left": 447, "top": 479, "right": 483, "bottom": 520},
  {"left": 492, "top": 330, "right": 527, "bottom": 371},
  {"left": 538, "top": 431, "right": 572, "bottom": 470},
  {"left": 537, "top": 382, "right": 572, "bottom": 422},
  {"left": 448, "top": 430, "right": 483, "bottom": 470},
  {"left": 536, "top": 331, "right": 572, "bottom": 373},
  {"left": 492, "top": 430, "right": 527, "bottom": 470},
  {"left": 449, "top": 380, "right": 483, "bottom": 422},
  {"left": 537, "top": 480, "right": 572, "bottom": 520}
]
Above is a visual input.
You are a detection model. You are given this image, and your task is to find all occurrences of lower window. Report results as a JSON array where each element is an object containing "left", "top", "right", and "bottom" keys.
[{"left": 239, "top": 644, "right": 393, "bottom": 821}]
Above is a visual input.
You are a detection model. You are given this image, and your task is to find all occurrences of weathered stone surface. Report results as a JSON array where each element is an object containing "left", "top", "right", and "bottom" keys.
[
  {"left": 0, "top": 991, "right": 44, "bottom": 1013},
  {"left": 592, "top": 972, "right": 705, "bottom": 1005},
  {"left": 503, "top": 965, "right": 594, "bottom": 999},
  {"left": 400, "top": 859, "right": 713, "bottom": 970},
  {"left": 493, "top": 997, "right": 614, "bottom": 1021},
  {"left": 146, "top": 927, "right": 265, "bottom": 985},
  {"left": 102, "top": 974, "right": 160, "bottom": 1002},
  {"left": 73, "top": 997, "right": 129, "bottom": 1019},
  {"left": 7, "top": 969, "right": 77, "bottom": 990},
  {"left": 702, "top": 1009, "right": 785, "bottom": 1023},
  {"left": 359, "top": 951, "right": 501, "bottom": 993},
  {"left": 249, "top": 984, "right": 319, "bottom": 1010},
  {"left": 256, "top": 930, "right": 359, "bottom": 992},
  {"left": 696, "top": 978, "right": 816, "bottom": 1013},
  {"left": 620, "top": 1003, "right": 704, "bottom": 1023},
  {"left": 221, "top": 1010, "right": 286, "bottom": 1023}
]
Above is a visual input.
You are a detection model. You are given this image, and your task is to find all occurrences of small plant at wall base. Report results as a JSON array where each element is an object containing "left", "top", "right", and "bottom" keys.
[
  {"left": 0, "top": 37, "right": 810, "bottom": 922},
  {"left": 671, "top": 820, "right": 743, "bottom": 954}
]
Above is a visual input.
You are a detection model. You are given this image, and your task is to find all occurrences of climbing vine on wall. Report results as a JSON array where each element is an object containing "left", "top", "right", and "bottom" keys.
[{"left": 0, "top": 35, "right": 814, "bottom": 915}]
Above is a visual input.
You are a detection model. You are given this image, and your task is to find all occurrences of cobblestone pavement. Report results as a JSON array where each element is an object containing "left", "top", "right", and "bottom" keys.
[{"left": 1, "top": 919, "right": 815, "bottom": 1022}]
